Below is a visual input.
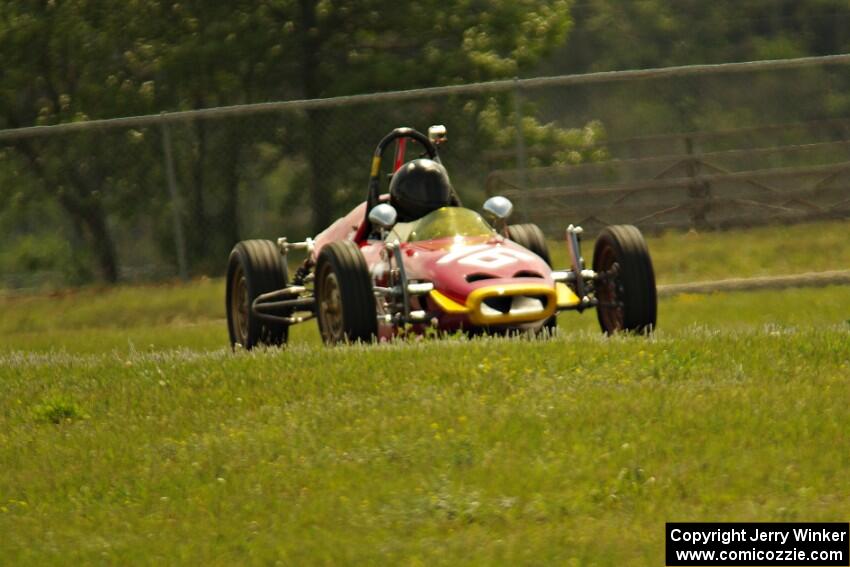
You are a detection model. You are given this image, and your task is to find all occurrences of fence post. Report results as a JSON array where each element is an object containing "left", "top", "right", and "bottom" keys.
[
  {"left": 512, "top": 78, "right": 530, "bottom": 222},
  {"left": 684, "top": 136, "right": 711, "bottom": 229},
  {"left": 160, "top": 116, "right": 189, "bottom": 281}
]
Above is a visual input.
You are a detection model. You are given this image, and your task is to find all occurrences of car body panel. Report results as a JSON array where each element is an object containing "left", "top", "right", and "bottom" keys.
[
  {"left": 312, "top": 202, "right": 367, "bottom": 262},
  {"left": 320, "top": 205, "right": 565, "bottom": 334}
]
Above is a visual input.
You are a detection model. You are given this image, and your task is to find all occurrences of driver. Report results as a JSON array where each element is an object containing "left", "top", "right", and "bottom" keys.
[{"left": 389, "top": 158, "right": 460, "bottom": 223}]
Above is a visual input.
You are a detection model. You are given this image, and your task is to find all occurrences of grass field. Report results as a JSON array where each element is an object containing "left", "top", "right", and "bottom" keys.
[{"left": 1, "top": 221, "right": 849, "bottom": 564}]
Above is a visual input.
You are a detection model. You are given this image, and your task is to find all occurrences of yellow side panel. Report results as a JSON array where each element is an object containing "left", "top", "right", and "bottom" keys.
[
  {"left": 429, "top": 290, "right": 470, "bottom": 314},
  {"left": 556, "top": 282, "right": 580, "bottom": 308}
]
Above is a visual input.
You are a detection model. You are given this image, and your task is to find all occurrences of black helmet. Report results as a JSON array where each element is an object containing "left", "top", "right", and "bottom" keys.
[{"left": 389, "top": 159, "right": 454, "bottom": 221}]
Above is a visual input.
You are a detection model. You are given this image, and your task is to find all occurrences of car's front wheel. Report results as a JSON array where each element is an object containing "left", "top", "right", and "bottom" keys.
[
  {"left": 315, "top": 241, "right": 377, "bottom": 344},
  {"left": 592, "top": 225, "right": 657, "bottom": 334}
]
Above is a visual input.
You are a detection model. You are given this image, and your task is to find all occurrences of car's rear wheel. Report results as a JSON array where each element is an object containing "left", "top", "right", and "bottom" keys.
[
  {"left": 226, "top": 239, "right": 290, "bottom": 349},
  {"left": 315, "top": 241, "right": 377, "bottom": 344},
  {"left": 508, "top": 223, "right": 556, "bottom": 334},
  {"left": 592, "top": 225, "right": 656, "bottom": 334}
]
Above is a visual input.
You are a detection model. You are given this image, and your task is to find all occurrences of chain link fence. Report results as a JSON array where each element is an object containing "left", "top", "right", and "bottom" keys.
[{"left": 2, "top": 54, "right": 850, "bottom": 288}]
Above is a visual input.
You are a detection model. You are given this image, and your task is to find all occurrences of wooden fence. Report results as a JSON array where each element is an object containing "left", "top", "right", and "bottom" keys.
[{"left": 486, "top": 119, "right": 850, "bottom": 235}]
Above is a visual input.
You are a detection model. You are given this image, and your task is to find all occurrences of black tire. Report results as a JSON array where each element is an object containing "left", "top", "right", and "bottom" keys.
[
  {"left": 507, "top": 223, "right": 552, "bottom": 265},
  {"left": 508, "top": 223, "right": 556, "bottom": 334},
  {"left": 315, "top": 240, "right": 377, "bottom": 344},
  {"left": 226, "top": 239, "right": 290, "bottom": 349},
  {"left": 592, "top": 225, "right": 657, "bottom": 335}
]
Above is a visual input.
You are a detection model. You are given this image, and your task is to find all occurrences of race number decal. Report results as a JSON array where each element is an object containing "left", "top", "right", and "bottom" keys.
[{"left": 437, "top": 245, "right": 534, "bottom": 269}]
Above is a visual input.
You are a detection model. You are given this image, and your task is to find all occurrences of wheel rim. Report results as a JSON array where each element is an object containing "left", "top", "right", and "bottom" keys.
[
  {"left": 230, "top": 264, "right": 249, "bottom": 345},
  {"left": 596, "top": 244, "right": 625, "bottom": 332},
  {"left": 319, "top": 268, "right": 344, "bottom": 343}
]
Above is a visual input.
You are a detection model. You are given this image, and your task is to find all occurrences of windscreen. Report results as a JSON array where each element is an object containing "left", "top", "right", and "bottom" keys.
[{"left": 407, "top": 207, "right": 495, "bottom": 242}]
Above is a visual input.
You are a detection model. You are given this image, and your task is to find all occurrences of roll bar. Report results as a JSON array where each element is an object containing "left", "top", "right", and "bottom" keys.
[{"left": 365, "top": 127, "right": 439, "bottom": 214}]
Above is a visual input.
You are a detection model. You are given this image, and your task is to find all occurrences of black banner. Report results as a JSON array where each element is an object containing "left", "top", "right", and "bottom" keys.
[{"left": 666, "top": 523, "right": 849, "bottom": 566}]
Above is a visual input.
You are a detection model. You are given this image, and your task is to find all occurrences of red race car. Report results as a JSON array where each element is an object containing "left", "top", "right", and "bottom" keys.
[{"left": 226, "top": 126, "right": 656, "bottom": 348}]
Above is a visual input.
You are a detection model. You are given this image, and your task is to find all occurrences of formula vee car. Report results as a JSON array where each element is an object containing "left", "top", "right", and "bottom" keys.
[{"left": 226, "top": 126, "right": 656, "bottom": 348}]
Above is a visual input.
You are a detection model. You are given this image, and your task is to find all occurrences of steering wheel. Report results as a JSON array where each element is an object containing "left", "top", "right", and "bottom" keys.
[{"left": 366, "top": 128, "right": 439, "bottom": 213}]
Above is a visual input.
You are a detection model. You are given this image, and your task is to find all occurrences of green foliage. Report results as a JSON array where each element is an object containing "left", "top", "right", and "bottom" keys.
[
  {"left": 1, "top": 235, "right": 68, "bottom": 273},
  {"left": 477, "top": 96, "right": 608, "bottom": 166},
  {"left": 0, "top": 2, "right": 171, "bottom": 282},
  {"left": 534, "top": 1, "right": 850, "bottom": 144},
  {"left": 0, "top": 0, "right": 575, "bottom": 282},
  {"left": 558, "top": 0, "right": 850, "bottom": 73},
  {"left": 277, "top": 0, "right": 573, "bottom": 95},
  {"left": 0, "top": 235, "right": 93, "bottom": 287},
  {"left": 0, "top": 2, "right": 157, "bottom": 128},
  {"left": 32, "top": 398, "right": 87, "bottom": 424}
]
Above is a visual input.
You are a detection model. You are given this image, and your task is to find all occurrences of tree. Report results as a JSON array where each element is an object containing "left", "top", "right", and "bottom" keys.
[
  {"left": 527, "top": 0, "right": 850, "bottom": 145},
  {"left": 140, "top": 2, "right": 301, "bottom": 271},
  {"left": 0, "top": 0, "right": 575, "bottom": 282},
  {"left": 264, "top": 0, "right": 574, "bottom": 233},
  {"left": 549, "top": 0, "right": 850, "bottom": 74},
  {"left": 0, "top": 1, "right": 161, "bottom": 282},
  {"left": 132, "top": 0, "right": 577, "bottom": 251}
]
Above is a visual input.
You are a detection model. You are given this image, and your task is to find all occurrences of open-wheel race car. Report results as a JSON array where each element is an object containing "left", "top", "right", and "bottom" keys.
[{"left": 226, "top": 126, "right": 657, "bottom": 348}]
